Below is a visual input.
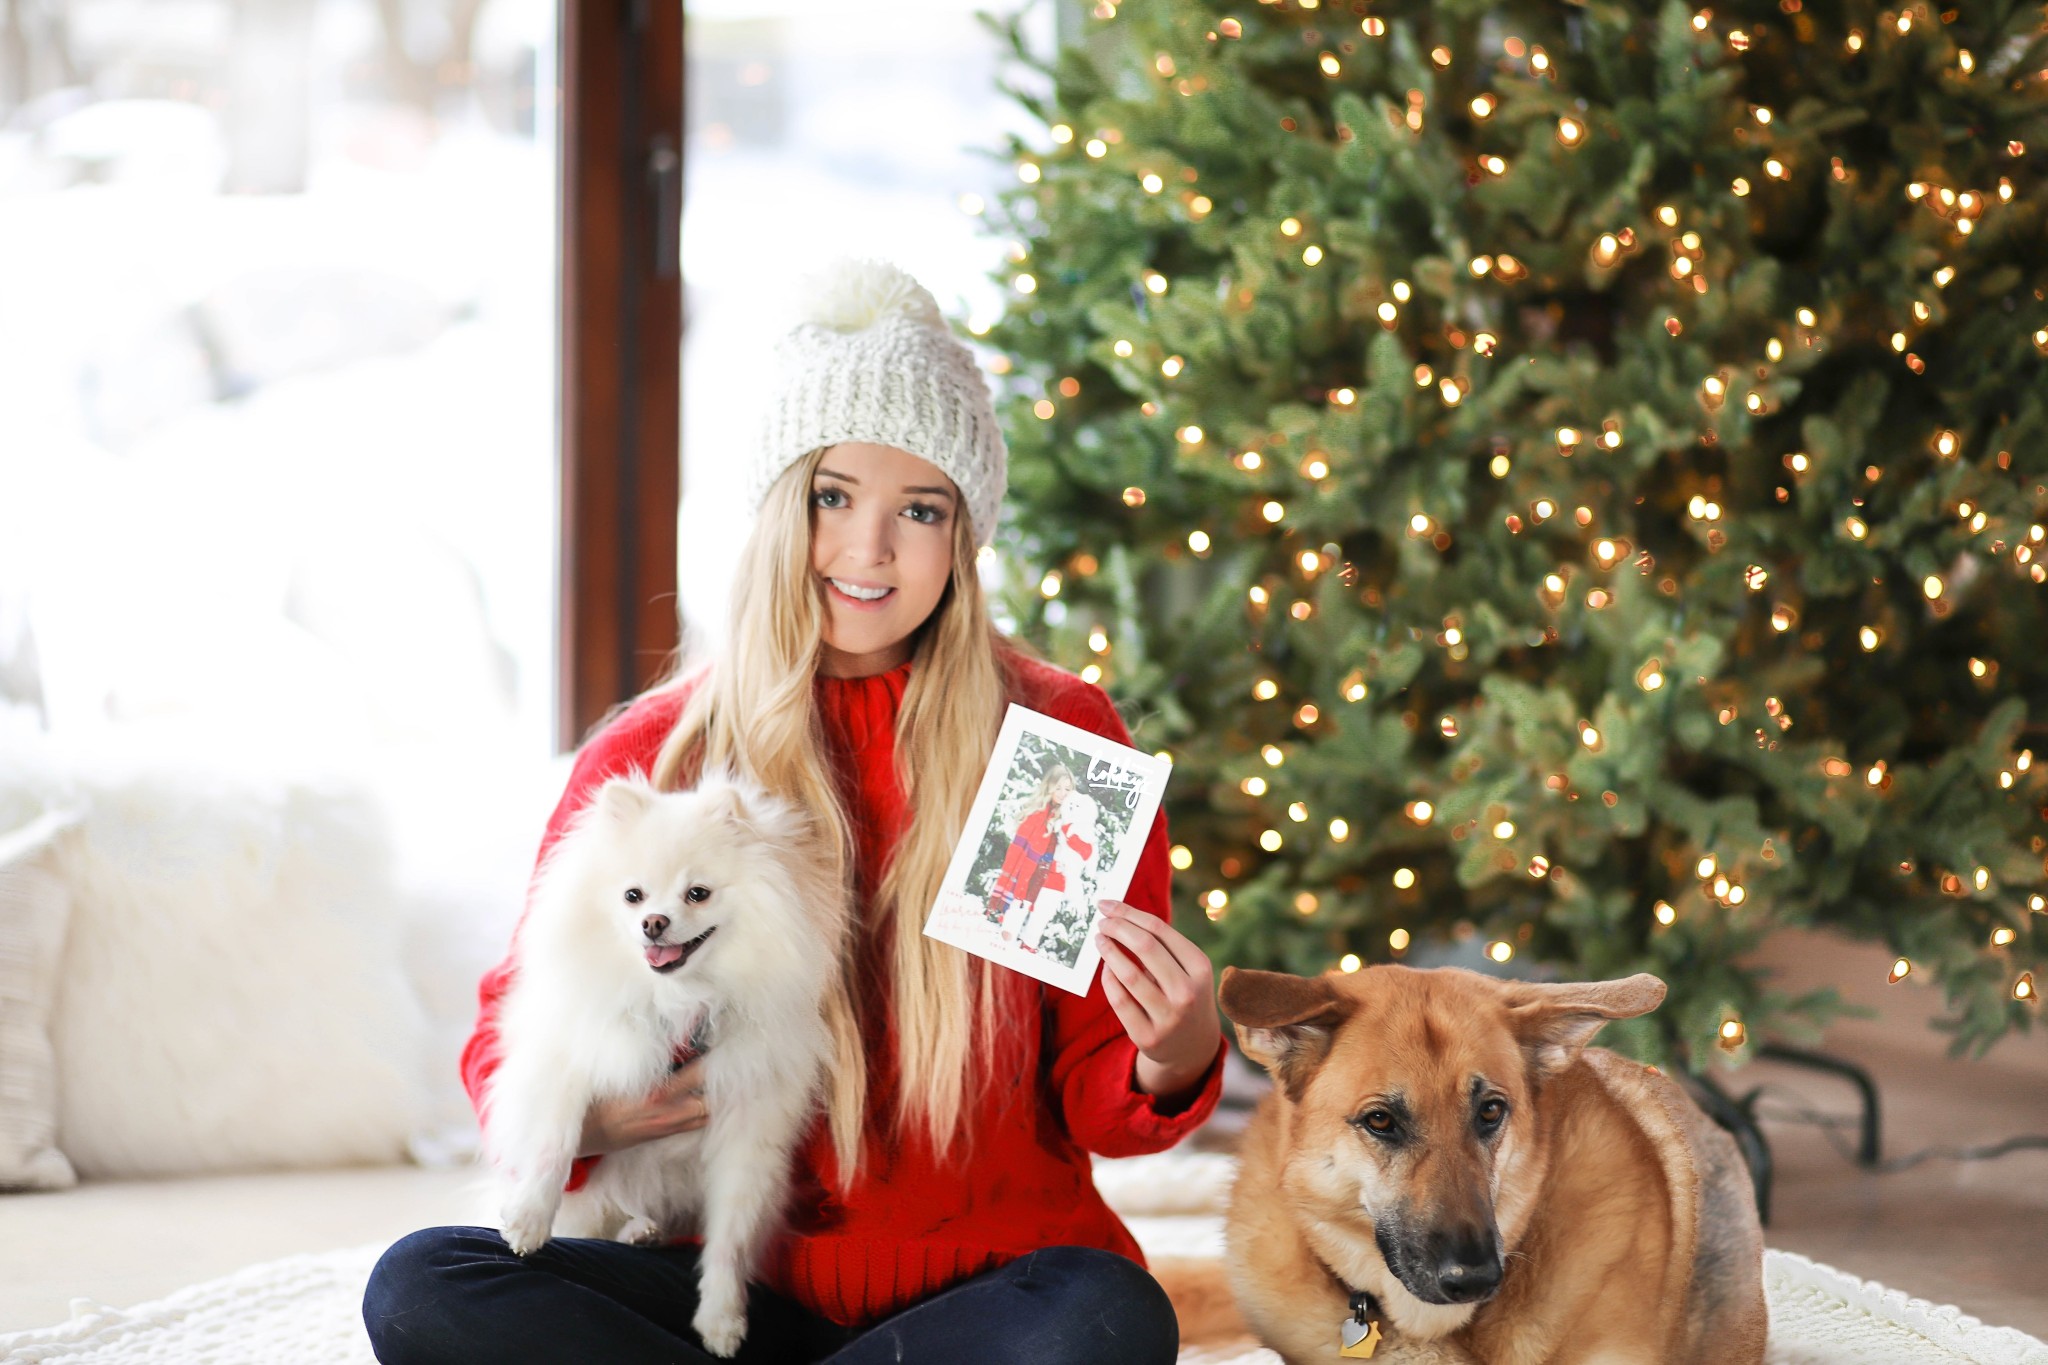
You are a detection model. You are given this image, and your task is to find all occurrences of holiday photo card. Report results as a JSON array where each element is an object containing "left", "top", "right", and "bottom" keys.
[{"left": 923, "top": 704, "right": 1171, "bottom": 995}]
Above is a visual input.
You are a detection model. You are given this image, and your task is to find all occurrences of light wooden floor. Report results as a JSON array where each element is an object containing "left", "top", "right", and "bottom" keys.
[
  {"left": 1718, "top": 928, "right": 2048, "bottom": 1338},
  {"left": 0, "top": 1164, "right": 487, "bottom": 1331}
]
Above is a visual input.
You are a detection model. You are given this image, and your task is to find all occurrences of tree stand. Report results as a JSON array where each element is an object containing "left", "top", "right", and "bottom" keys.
[{"left": 1681, "top": 1044, "right": 1884, "bottom": 1225}]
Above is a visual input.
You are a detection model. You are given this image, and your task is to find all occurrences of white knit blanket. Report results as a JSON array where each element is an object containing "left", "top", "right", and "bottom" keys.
[{"left": 6, "top": 1154, "right": 2044, "bottom": 1364}]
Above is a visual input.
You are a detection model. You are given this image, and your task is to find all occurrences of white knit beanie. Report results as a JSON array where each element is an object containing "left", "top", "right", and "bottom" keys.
[{"left": 747, "top": 258, "right": 1008, "bottom": 547}]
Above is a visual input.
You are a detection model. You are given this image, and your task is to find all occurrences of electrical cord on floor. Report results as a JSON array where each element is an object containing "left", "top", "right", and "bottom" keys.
[{"left": 1749, "top": 1084, "right": 2048, "bottom": 1172}]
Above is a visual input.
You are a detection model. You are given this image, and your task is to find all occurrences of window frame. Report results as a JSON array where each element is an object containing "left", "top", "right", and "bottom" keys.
[{"left": 557, "top": 0, "right": 684, "bottom": 751}]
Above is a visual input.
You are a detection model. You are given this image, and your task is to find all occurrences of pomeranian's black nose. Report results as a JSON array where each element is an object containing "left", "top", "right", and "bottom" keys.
[{"left": 642, "top": 914, "right": 670, "bottom": 940}]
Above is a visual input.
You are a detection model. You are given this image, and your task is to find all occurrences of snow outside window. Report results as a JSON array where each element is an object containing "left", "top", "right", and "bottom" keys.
[{"left": 0, "top": 0, "right": 560, "bottom": 767}]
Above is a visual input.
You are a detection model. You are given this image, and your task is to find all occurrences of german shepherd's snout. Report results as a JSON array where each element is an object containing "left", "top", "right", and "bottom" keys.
[
  {"left": 1382, "top": 1216, "right": 1501, "bottom": 1305},
  {"left": 1367, "top": 1159, "right": 1505, "bottom": 1305},
  {"left": 1218, "top": 963, "right": 1767, "bottom": 1364}
]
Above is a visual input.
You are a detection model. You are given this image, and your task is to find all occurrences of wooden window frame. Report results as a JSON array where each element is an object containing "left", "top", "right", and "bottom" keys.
[{"left": 557, "top": 0, "right": 684, "bottom": 751}]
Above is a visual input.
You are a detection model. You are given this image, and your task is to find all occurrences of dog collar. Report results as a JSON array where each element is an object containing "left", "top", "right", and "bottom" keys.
[
  {"left": 1308, "top": 1225, "right": 1514, "bottom": 1357},
  {"left": 1341, "top": 1287, "right": 1385, "bottom": 1359},
  {"left": 1309, "top": 1249, "right": 1387, "bottom": 1359}
]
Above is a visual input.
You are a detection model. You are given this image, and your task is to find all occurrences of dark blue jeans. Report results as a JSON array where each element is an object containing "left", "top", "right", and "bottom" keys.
[{"left": 362, "top": 1227, "right": 1179, "bottom": 1365}]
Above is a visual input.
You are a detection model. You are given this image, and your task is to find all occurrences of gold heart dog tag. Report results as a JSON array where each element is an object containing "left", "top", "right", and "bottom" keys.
[{"left": 1340, "top": 1315, "right": 1382, "bottom": 1358}]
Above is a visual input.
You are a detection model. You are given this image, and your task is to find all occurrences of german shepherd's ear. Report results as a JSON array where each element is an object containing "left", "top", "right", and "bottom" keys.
[
  {"left": 1219, "top": 967, "right": 1352, "bottom": 1102},
  {"left": 1505, "top": 974, "right": 1666, "bottom": 1083}
]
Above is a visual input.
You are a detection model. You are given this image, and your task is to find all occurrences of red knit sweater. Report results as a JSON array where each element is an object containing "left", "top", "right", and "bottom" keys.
[{"left": 460, "top": 650, "right": 1226, "bottom": 1327}]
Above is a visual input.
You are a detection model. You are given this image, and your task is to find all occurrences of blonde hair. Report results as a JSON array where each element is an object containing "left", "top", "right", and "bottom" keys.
[
  {"left": 1024, "top": 763, "right": 1075, "bottom": 822},
  {"left": 651, "top": 448, "right": 1013, "bottom": 1174}
]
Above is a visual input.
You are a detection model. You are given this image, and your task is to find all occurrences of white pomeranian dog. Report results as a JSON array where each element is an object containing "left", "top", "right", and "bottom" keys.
[{"left": 485, "top": 771, "right": 841, "bottom": 1357}]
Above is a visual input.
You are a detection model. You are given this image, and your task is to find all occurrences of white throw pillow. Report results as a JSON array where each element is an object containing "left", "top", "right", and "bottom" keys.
[
  {"left": 0, "top": 811, "right": 81, "bottom": 1190},
  {"left": 45, "top": 758, "right": 430, "bottom": 1178}
]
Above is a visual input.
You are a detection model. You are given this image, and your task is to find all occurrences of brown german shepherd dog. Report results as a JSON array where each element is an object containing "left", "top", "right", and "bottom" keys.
[{"left": 1212, "top": 964, "right": 1766, "bottom": 1364}]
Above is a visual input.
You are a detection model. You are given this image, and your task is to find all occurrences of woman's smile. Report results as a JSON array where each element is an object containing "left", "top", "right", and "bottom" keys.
[{"left": 826, "top": 577, "right": 898, "bottom": 610}]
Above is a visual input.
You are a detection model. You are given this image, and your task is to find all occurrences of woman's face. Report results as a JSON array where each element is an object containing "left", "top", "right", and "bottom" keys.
[
  {"left": 810, "top": 442, "right": 959, "bottom": 677},
  {"left": 1049, "top": 774, "right": 1074, "bottom": 808}
]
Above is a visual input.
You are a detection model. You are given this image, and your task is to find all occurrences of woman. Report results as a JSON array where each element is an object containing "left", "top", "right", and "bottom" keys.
[
  {"left": 363, "top": 260, "right": 1225, "bottom": 1364},
  {"left": 1019, "top": 788, "right": 1099, "bottom": 958},
  {"left": 988, "top": 763, "right": 1079, "bottom": 943}
]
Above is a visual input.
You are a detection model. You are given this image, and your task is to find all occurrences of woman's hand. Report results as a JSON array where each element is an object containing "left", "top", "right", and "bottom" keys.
[
  {"left": 577, "top": 1056, "right": 710, "bottom": 1157},
  {"left": 1094, "top": 899, "right": 1222, "bottom": 1101}
]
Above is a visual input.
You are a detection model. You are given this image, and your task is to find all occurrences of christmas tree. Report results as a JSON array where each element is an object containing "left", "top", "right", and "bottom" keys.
[{"left": 981, "top": 0, "right": 2048, "bottom": 1066}]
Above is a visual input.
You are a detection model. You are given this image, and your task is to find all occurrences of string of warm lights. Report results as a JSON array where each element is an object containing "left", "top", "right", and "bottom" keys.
[{"left": 989, "top": 0, "right": 2047, "bottom": 1047}]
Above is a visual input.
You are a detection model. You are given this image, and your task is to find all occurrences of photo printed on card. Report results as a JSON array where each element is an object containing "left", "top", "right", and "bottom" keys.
[{"left": 922, "top": 704, "right": 1171, "bottom": 995}]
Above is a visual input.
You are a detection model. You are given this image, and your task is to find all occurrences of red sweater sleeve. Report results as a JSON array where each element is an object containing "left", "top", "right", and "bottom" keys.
[
  {"left": 1038, "top": 681, "right": 1226, "bottom": 1156},
  {"left": 459, "top": 690, "right": 690, "bottom": 1152}
]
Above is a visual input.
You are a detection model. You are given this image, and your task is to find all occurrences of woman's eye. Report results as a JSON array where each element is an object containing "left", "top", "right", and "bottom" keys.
[
  {"left": 811, "top": 487, "right": 848, "bottom": 509},
  {"left": 685, "top": 885, "right": 712, "bottom": 904},
  {"left": 903, "top": 501, "right": 945, "bottom": 524},
  {"left": 624, "top": 887, "right": 644, "bottom": 904}
]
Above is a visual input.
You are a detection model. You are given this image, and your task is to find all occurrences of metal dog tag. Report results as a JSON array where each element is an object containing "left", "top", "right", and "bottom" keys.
[{"left": 1340, "top": 1315, "right": 1382, "bottom": 1358}]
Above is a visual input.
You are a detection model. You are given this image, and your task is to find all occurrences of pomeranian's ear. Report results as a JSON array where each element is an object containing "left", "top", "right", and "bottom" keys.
[
  {"left": 699, "top": 776, "right": 803, "bottom": 846},
  {"left": 1503, "top": 973, "right": 1666, "bottom": 1083},
  {"left": 1219, "top": 966, "right": 1353, "bottom": 1102},
  {"left": 592, "top": 775, "right": 657, "bottom": 824},
  {"left": 700, "top": 780, "right": 750, "bottom": 829}
]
